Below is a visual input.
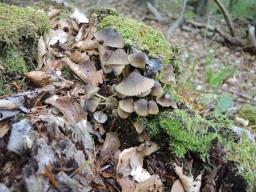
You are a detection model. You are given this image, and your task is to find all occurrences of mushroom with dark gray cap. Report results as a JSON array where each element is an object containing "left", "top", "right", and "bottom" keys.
[
  {"left": 156, "top": 93, "right": 177, "bottom": 108},
  {"left": 128, "top": 51, "right": 146, "bottom": 69},
  {"left": 150, "top": 81, "right": 163, "bottom": 97},
  {"left": 119, "top": 99, "right": 134, "bottom": 113},
  {"left": 94, "top": 27, "right": 124, "bottom": 48},
  {"left": 117, "top": 106, "right": 130, "bottom": 119},
  {"left": 115, "top": 71, "right": 154, "bottom": 97},
  {"left": 148, "top": 100, "right": 159, "bottom": 115},
  {"left": 134, "top": 99, "right": 148, "bottom": 116}
]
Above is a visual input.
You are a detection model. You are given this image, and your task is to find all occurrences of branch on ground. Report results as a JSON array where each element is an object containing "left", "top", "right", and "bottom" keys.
[
  {"left": 214, "top": 0, "right": 236, "bottom": 37},
  {"left": 166, "top": 0, "right": 188, "bottom": 40}
]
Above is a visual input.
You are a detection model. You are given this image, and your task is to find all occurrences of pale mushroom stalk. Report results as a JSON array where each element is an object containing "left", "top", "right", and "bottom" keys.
[{"left": 95, "top": 93, "right": 107, "bottom": 100}]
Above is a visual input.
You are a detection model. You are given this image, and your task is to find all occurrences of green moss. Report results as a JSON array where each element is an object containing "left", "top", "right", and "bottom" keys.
[
  {"left": 89, "top": 7, "right": 118, "bottom": 17},
  {"left": 0, "top": 3, "right": 50, "bottom": 46},
  {"left": 0, "top": 3, "right": 50, "bottom": 75},
  {"left": 138, "top": 109, "right": 217, "bottom": 159},
  {"left": 226, "top": 135, "right": 256, "bottom": 191},
  {"left": 2, "top": 47, "right": 27, "bottom": 74},
  {"left": 239, "top": 104, "right": 256, "bottom": 126},
  {"left": 33, "top": 0, "right": 73, "bottom": 19},
  {"left": 97, "top": 15, "right": 178, "bottom": 68}
]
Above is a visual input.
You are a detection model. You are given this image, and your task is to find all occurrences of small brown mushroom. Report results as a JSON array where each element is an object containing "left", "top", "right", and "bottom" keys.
[
  {"left": 150, "top": 81, "right": 163, "bottom": 96},
  {"left": 133, "top": 122, "right": 144, "bottom": 134},
  {"left": 117, "top": 106, "right": 130, "bottom": 119},
  {"left": 94, "top": 27, "right": 124, "bottom": 48},
  {"left": 156, "top": 93, "right": 177, "bottom": 108},
  {"left": 84, "top": 96, "right": 101, "bottom": 113},
  {"left": 119, "top": 99, "right": 134, "bottom": 113},
  {"left": 106, "top": 49, "right": 129, "bottom": 66},
  {"left": 128, "top": 51, "right": 146, "bottom": 68},
  {"left": 134, "top": 99, "right": 148, "bottom": 116},
  {"left": 98, "top": 45, "right": 113, "bottom": 73},
  {"left": 85, "top": 84, "right": 99, "bottom": 99},
  {"left": 115, "top": 71, "right": 154, "bottom": 97},
  {"left": 160, "top": 64, "right": 176, "bottom": 84},
  {"left": 148, "top": 100, "right": 159, "bottom": 115}
]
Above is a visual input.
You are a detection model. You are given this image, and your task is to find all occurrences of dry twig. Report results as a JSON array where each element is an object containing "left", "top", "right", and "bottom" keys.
[
  {"left": 214, "top": 0, "right": 236, "bottom": 37},
  {"left": 166, "top": 0, "right": 188, "bottom": 40}
]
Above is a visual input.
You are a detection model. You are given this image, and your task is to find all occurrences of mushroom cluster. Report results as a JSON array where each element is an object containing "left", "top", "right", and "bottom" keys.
[{"left": 78, "top": 26, "right": 178, "bottom": 120}]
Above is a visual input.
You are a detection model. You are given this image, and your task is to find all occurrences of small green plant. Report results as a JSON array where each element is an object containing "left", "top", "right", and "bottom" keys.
[{"left": 206, "top": 65, "right": 236, "bottom": 87}]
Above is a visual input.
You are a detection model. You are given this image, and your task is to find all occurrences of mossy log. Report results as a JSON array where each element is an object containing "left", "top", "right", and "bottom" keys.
[{"left": 0, "top": 3, "right": 50, "bottom": 94}]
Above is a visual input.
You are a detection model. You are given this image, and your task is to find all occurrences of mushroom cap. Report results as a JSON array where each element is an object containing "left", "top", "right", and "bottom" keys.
[
  {"left": 137, "top": 89, "right": 151, "bottom": 97},
  {"left": 84, "top": 96, "right": 101, "bottom": 112},
  {"left": 133, "top": 122, "right": 144, "bottom": 134},
  {"left": 134, "top": 99, "right": 148, "bottom": 116},
  {"left": 98, "top": 45, "right": 113, "bottom": 73},
  {"left": 112, "top": 65, "right": 125, "bottom": 76},
  {"left": 106, "top": 49, "right": 129, "bottom": 66},
  {"left": 148, "top": 100, "right": 159, "bottom": 115},
  {"left": 117, "top": 106, "right": 130, "bottom": 119},
  {"left": 115, "top": 71, "right": 155, "bottom": 96},
  {"left": 94, "top": 27, "right": 124, "bottom": 48},
  {"left": 105, "top": 97, "right": 118, "bottom": 109},
  {"left": 119, "top": 99, "right": 134, "bottom": 113},
  {"left": 156, "top": 93, "right": 177, "bottom": 108},
  {"left": 85, "top": 84, "right": 99, "bottom": 99},
  {"left": 93, "top": 111, "right": 107, "bottom": 124},
  {"left": 160, "top": 64, "right": 176, "bottom": 84},
  {"left": 128, "top": 51, "right": 146, "bottom": 68},
  {"left": 150, "top": 81, "right": 163, "bottom": 96}
]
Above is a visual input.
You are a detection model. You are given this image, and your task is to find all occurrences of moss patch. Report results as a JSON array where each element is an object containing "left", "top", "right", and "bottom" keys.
[
  {"left": 1, "top": 47, "right": 27, "bottom": 74},
  {"left": 226, "top": 135, "right": 256, "bottom": 191},
  {"left": 97, "top": 15, "right": 178, "bottom": 68},
  {"left": 33, "top": 0, "right": 73, "bottom": 19},
  {"left": 138, "top": 109, "right": 217, "bottom": 159},
  {"left": 0, "top": 3, "right": 50, "bottom": 46},
  {"left": 239, "top": 104, "right": 256, "bottom": 126}
]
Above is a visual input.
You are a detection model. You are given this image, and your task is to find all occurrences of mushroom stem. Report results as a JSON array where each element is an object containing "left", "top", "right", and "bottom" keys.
[{"left": 95, "top": 94, "right": 107, "bottom": 100}]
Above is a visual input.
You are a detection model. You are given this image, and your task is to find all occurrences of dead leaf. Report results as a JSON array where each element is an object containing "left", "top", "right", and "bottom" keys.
[
  {"left": 173, "top": 163, "right": 202, "bottom": 192},
  {"left": 0, "top": 99, "right": 16, "bottom": 110},
  {"left": 70, "top": 9, "right": 89, "bottom": 25},
  {"left": 25, "top": 71, "right": 51, "bottom": 87},
  {"left": 74, "top": 40, "right": 99, "bottom": 51},
  {"left": 117, "top": 177, "right": 135, "bottom": 192},
  {"left": 49, "top": 29, "right": 68, "bottom": 46},
  {"left": 37, "top": 36, "right": 46, "bottom": 70},
  {"left": 100, "top": 132, "right": 120, "bottom": 160},
  {"left": 134, "top": 175, "right": 163, "bottom": 192},
  {"left": 43, "top": 59, "right": 63, "bottom": 73},
  {"left": 7, "top": 119, "right": 32, "bottom": 154},
  {"left": 171, "top": 180, "right": 185, "bottom": 192},
  {"left": 116, "top": 141, "right": 159, "bottom": 179},
  {"left": 70, "top": 50, "right": 89, "bottom": 64},
  {"left": 48, "top": 9, "right": 61, "bottom": 20},
  {"left": 0, "top": 120, "right": 10, "bottom": 138},
  {"left": 62, "top": 57, "right": 103, "bottom": 85},
  {"left": 57, "top": 19, "right": 70, "bottom": 32},
  {"left": 45, "top": 95, "right": 86, "bottom": 122}
]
